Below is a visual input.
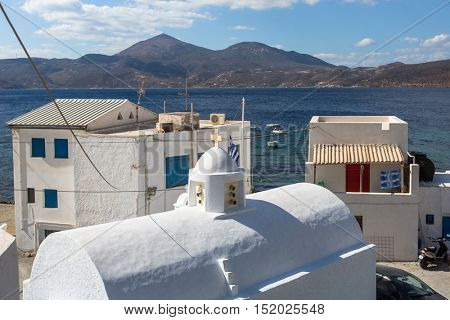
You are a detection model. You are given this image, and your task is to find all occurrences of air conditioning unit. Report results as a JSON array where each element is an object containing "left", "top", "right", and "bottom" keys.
[{"left": 210, "top": 113, "right": 226, "bottom": 125}]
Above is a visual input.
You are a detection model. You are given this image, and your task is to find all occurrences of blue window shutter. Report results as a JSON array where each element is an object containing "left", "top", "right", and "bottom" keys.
[
  {"left": 54, "top": 139, "right": 69, "bottom": 159},
  {"left": 180, "top": 155, "right": 189, "bottom": 185},
  {"left": 165, "top": 155, "right": 189, "bottom": 188},
  {"left": 31, "top": 138, "right": 45, "bottom": 158},
  {"left": 44, "top": 189, "right": 58, "bottom": 208}
]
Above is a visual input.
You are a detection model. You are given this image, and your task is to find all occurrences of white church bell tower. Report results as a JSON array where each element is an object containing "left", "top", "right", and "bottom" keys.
[{"left": 188, "top": 138, "right": 245, "bottom": 214}]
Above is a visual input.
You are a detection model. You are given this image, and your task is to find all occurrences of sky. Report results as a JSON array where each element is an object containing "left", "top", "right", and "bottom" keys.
[{"left": 0, "top": 0, "right": 448, "bottom": 66}]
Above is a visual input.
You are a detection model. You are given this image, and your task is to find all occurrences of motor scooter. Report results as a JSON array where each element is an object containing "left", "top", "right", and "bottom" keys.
[{"left": 418, "top": 237, "right": 448, "bottom": 269}]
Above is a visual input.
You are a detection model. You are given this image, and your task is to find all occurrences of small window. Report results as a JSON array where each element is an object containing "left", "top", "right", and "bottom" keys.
[
  {"left": 31, "top": 138, "right": 45, "bottom": 158},
  {"left": 129, "top": 112, "right": 134, "bottom": 119},
  {"left": 44, "top": 230, "right": 59, "bottom": 238},
  {"left": 44, "top": 189, "right": 58, "bottom": 208},
  {"left": 166, "top": 155, "right": 190, "bottom": 188},
  {"left": 117, "top": 112, "right": 123, "bottom": 120},
  {"left": 426, "top": 214, "right": 434, "bottom": 225},
  {"left": 54, "top": 139, "right": 68, "bottom": 159},
  {"left": 27, "top": 188, "right": 35, "bottom": 203},
  {"left": 355, "top": 216, "right": 363, "bottom": 232}
]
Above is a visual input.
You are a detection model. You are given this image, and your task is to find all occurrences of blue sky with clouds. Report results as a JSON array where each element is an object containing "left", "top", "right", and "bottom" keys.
[{"left": 0, "top": 0, "right": 448, "bottom": 66}]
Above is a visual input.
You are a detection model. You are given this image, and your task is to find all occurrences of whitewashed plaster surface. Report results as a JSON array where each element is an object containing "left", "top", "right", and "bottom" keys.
[
  {"left": 25, "top": 183, "right": 375, "bottom": 300},
  {"left": 0, "top": 226, "right": 19, "bottom": 300}
]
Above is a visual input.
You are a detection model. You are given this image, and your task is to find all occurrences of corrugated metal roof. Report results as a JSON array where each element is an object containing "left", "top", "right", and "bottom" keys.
[
  {"left": 312, "top": 144, "right": 404, "bottom": 165},
  {"left": 7, "top": 99, "right": 133, "bottom": 128}
]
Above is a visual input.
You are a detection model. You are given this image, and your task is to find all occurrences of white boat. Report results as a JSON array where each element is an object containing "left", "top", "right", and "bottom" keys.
[
  {"left": 272, "top": 128, "right": 287, "bottom": 134},
  {"left": 267, "top": 123, "right": 287, "bottom": 134},
  {"left": 267, "top": 141, "right": 279, "bottom": 148}
]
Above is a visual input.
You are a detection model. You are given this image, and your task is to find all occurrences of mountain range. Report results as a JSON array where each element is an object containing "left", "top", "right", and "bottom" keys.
[{"left": 0, "top": 34, "right": 449, "bottom": 88}]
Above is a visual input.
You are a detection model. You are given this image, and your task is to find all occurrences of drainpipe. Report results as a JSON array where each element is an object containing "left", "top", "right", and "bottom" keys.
[{"left": 401, "top": 162, "right": 405, "bottom": 193}]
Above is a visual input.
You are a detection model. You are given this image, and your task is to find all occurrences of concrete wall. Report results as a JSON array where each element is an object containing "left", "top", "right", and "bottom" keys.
[
  {"left": 313, "top": 162, "right": 404, "bottom": 193},
  {"left": 12, "top": 128, "right": 77, "bottom": 252},
  {"left": 0, "top": 225, "right": 19, "bottom": 300},
  {"left": 87, "top": 102, "right": 157, "bottom": 132},
  {"left": 308, "top": 116, "right": 408, "bottom": 161},
  {"left": 419, "top": 185, "right": 450, "bottom": 247},
  {"left": 13, "top": 122, "right": 251, "bottom": 250},
  {"left": 73, "top": 134, "right": 140, "bottom": 226},
  {"left": 306, "top": 164, "right": 420, "bottom": 261},
  {"left": 344, "top": 202, "right": 418, "bottom": 261},
  {"left": 249, "top": 245, "right": 376, "bottom": 300}
]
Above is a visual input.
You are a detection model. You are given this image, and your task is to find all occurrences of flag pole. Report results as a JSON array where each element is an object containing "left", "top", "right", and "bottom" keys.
[{"left": 241, "top": 97, "right": 245, "bottom": 169}]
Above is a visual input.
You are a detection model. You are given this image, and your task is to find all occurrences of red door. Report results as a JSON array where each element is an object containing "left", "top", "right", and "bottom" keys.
[{"left": 346, "top": 164, "right": 370, "bottom": 192}]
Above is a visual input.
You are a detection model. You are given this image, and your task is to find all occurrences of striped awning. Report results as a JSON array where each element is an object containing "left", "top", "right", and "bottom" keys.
[{"left": 312, "top": 144, "right": 404, "bottom": 165}]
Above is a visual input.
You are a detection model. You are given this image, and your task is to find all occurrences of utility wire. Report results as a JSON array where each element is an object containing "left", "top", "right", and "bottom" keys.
[
  {"left": 256, "top": 0, "right": 450, "bottom": 125},
  {"left": 0, "top": 127, "right": 309, "bottom": 144},
  {"left": 0, "top": 1, "right": 165, "bottom": 111},
  {"left": 0, "top": 2, "right": 117, "bottom": 190}
]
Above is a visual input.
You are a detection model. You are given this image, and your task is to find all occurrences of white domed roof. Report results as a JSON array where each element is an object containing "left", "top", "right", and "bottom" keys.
[
  {"left": 193, "top": 147, "right": 239, "bottom": 174},
  {"left": 23, "top": 183, "right": 370, "bottom": 300}
]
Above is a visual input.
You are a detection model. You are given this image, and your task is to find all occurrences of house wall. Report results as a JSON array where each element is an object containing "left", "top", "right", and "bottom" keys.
[
  {"left": 419, "top": 185, "right": 450, "bottom": 247},
  {"left": 72, "top": 122, "right": 251, "bottom": 226},
  {"left": 314, "top": 162, "right": 403, "bottom": 193},
  {"left": 12, "top": 121, "right": 251, "bottom": 249},
  {"left": 250, "top": 245, "right": 376, "bottom": 300},
  {"left": 12, "top": 128, "right": 76, "bottom": 252},
  {"left": 305, "top": 117, "right": 417, "bottom": 261},
  {"left": 308, "top": 116, "right": 408, "bottom": 161},
  {"left": 87, "top": 102, "right": 157, "bottom": 132},
  {"left": 344, "top": 202, "right": 418, "bottom": 261},
  {"left": 0, "top": 226, "right": 19, "bottom": 300},
  {"left": 73, "top": 134, "right": 140, "bottom": 226},
  {"left": 306, "top": 163, "right": 420, "bottom": 261}
]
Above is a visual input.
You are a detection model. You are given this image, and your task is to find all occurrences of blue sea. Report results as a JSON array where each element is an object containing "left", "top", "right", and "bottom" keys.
[{"left": 1, "top": 88, "right": 449, "bottom": 202}]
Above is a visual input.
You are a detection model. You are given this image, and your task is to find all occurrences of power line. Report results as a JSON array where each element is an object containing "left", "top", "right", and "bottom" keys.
[
  {"left": 0, "top": 187, "right": 186, "bottom": 194},
  {"left": 257, "top": 1, "right": 450, "bottom": 125},
  {"left": 0, "top": 2, "right": 117, "bottom": 190},
  {"left": 0, "top": 1, "right": 165, "bottom": 112},
  {"left": 0, "top": 127, "right": 309, "bottom": 144}
]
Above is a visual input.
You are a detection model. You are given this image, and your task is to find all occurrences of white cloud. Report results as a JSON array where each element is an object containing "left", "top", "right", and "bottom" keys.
[
  {"left": 20, "top": 0, "right": 300, "bottom": 54},
  {"left": 422, "top": 33, "right": 449, "bottom": 47},
  {"left": 402, "top": 36, "right": 419, "bottom": 44},
  {"left": 343, "top": 0, "right": 377, "bottom": 5},
  {"left": 302, "top": 0, "right": 320, "bottom": 4},
  {"left": 272, "top": 44, "right": 284, "bottom": 49},
  {"left": 355, "top": 37, "right": 375, "bottom": 47},
  {"left": 231, "top": 25, "right": 256, "bottom": 31},
  {"left": 314, "top": 53, "right": 338, "bottom": 59},
  {"left": 0, "top": 44, "right": 65, "bottom": 59},
  {"left": 228, "top": 36, "right": 238, "bottom": 41}
]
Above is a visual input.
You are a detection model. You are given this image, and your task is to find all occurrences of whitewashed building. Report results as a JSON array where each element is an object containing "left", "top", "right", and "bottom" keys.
[
  {"left": 419, "top": 171, "right": 450, "bottom": 248},
  {"left": 305, "top": 116, "right": 420, "bottom": 261},
  {"left": 8, "top": 99, "right": 251, "bottom": 252},
  {"left": 0, "top": 224, "right": 19, "bottom": 300},
  {"left": 24, "top": 147, "right": 375, "bottom": 300}
]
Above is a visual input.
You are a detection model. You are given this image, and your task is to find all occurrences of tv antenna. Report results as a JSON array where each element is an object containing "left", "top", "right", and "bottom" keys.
[{"left": 184, "top": 74, "right": 189, "bottom": 112}]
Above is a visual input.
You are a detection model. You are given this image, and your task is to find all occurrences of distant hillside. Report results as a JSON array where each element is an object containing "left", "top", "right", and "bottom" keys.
[{"left": 0, "top": 34, "right": 448, "bottom": 88}]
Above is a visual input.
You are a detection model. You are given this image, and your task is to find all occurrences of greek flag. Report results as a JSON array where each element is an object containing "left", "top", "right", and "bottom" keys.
[
  {"left": 380, "top": 170, "right": 401, "bottom": 189},
  {"left": 228, "top": 136, "right": 240, "bottom": 166}
]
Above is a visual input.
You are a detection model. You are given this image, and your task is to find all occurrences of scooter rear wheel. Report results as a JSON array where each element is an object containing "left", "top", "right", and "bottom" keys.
[{"left": 419, "top": 258, "right": 428, "bottom": 269}]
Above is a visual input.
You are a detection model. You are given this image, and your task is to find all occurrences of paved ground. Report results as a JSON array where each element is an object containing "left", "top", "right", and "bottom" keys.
[
  {"left": 0, "top": 203, "right": 15, "bottom": 235},
  {"left": 379, "top": 262, "right": 450, "bottom": 299}
]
